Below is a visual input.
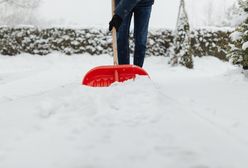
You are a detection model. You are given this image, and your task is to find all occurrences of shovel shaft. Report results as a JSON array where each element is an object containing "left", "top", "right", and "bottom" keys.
[
  {"left": 112, "top": 28, "right": 118, "bottom": 65},
  {"left": 112, "top": 0, "right": 118, "bottom": 65}
]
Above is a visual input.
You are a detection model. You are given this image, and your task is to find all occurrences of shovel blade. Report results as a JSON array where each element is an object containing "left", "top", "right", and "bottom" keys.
[{"left": 82, "top": 65, "right": 149, "bottom": 87}]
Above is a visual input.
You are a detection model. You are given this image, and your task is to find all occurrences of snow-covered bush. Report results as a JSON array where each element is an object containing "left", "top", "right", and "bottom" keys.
[
  {"left": 0, "top": 27, "right": 231, "bottom": 60},
  {"left": 191, "top": 28, "right": 231, "bottom": 61},
  {"left": 0, "top": 27, "right": 113, "bottom": 56},
  {"left": 0, "top": 27, "right": 173, "bottom": 56},
  {"left": 146, "top": 29, "right": 173, "bottom": 56},
  {"left": 169, "top": 0, "right": 193, "bottom": 69},
  {"left": 227, "top": 0, "right": 248, "bottom": 69}
]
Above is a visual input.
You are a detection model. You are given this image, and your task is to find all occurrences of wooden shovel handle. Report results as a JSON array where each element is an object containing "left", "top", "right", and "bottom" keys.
[{"left": 112, "top": 0, "right": 118, "bottom": 65}]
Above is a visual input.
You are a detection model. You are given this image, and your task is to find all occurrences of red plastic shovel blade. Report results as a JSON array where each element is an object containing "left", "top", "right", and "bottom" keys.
[{"left": 82, "top": 65, "right": 149, "bottom": 87}]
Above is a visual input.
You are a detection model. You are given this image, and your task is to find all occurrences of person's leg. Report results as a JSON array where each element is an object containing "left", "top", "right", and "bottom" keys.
[
  {"left": 117, "top": 12, "right": 133, "bottom": 65},
  {"left": 133, "top": 5, "right": 152, "bottom": 67}
]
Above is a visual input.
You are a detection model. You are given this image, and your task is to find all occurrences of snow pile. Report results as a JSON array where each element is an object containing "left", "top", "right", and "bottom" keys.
[{"left": 0, "top": 54, "right": 248, "bottom": 168}]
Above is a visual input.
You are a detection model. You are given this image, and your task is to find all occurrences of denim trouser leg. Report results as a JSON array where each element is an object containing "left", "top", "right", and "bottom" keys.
[
  {"left": 117, "top": 5, "right": 152, "bottom": 67},
  {"left": 133, "top": 6, "right": 152, "bottom": 67},
  {"left": 117, "top": 13, "right": 133, "bottom": 65}
]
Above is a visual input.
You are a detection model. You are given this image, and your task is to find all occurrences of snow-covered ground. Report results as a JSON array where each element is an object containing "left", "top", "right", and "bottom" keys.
[{"left": 0, "top": 54, "right": 248, "bottom": 168}]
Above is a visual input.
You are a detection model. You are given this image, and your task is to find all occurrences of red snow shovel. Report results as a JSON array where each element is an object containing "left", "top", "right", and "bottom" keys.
[{"left": 82, "top": 0, "right": 149, "bottom": 87}]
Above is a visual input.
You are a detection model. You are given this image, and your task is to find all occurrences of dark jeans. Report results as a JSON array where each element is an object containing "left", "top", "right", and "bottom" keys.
[{"left": 117, "top": 5, "right": 152, "bottom": 67}]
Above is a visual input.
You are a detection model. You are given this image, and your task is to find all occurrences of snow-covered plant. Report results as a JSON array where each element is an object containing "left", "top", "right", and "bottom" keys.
[
  {"left": 238, "top": 0, "right": 248, "bottom": 12},
  {"left": 227, "top": 0, "right": 248, "bottom": 69},
  {"left": 169, "top": 0, "right": 193, "bottom": 69},
  {"left": 0, "top": 27, "right": 231, "bottom": 57}
]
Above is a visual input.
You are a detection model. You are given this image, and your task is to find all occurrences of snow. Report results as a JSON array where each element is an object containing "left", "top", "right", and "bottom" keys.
[
  {"left": 230, "top": 31, "right": 243, "bottom": 41},
  {"left": 1, "top": 54, "right": 248, "bottom": 168},
  {"left": 242, "top": 41, "right": 248, "bottom": 50}
]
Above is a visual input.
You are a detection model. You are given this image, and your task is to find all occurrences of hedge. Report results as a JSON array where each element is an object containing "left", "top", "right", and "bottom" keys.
[{"left": 0, "top": 27, "right": 232, "bottom": 60}]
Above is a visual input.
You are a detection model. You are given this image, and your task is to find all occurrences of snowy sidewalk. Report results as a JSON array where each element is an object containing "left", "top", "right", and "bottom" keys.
[{"left": 0, "top": 54, "right": 248, "bottom": 168}]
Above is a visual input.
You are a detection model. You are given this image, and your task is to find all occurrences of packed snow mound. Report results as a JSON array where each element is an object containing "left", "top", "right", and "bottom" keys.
[{"left": 0, "top": 54, "right": 248, "bottom": 168}]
